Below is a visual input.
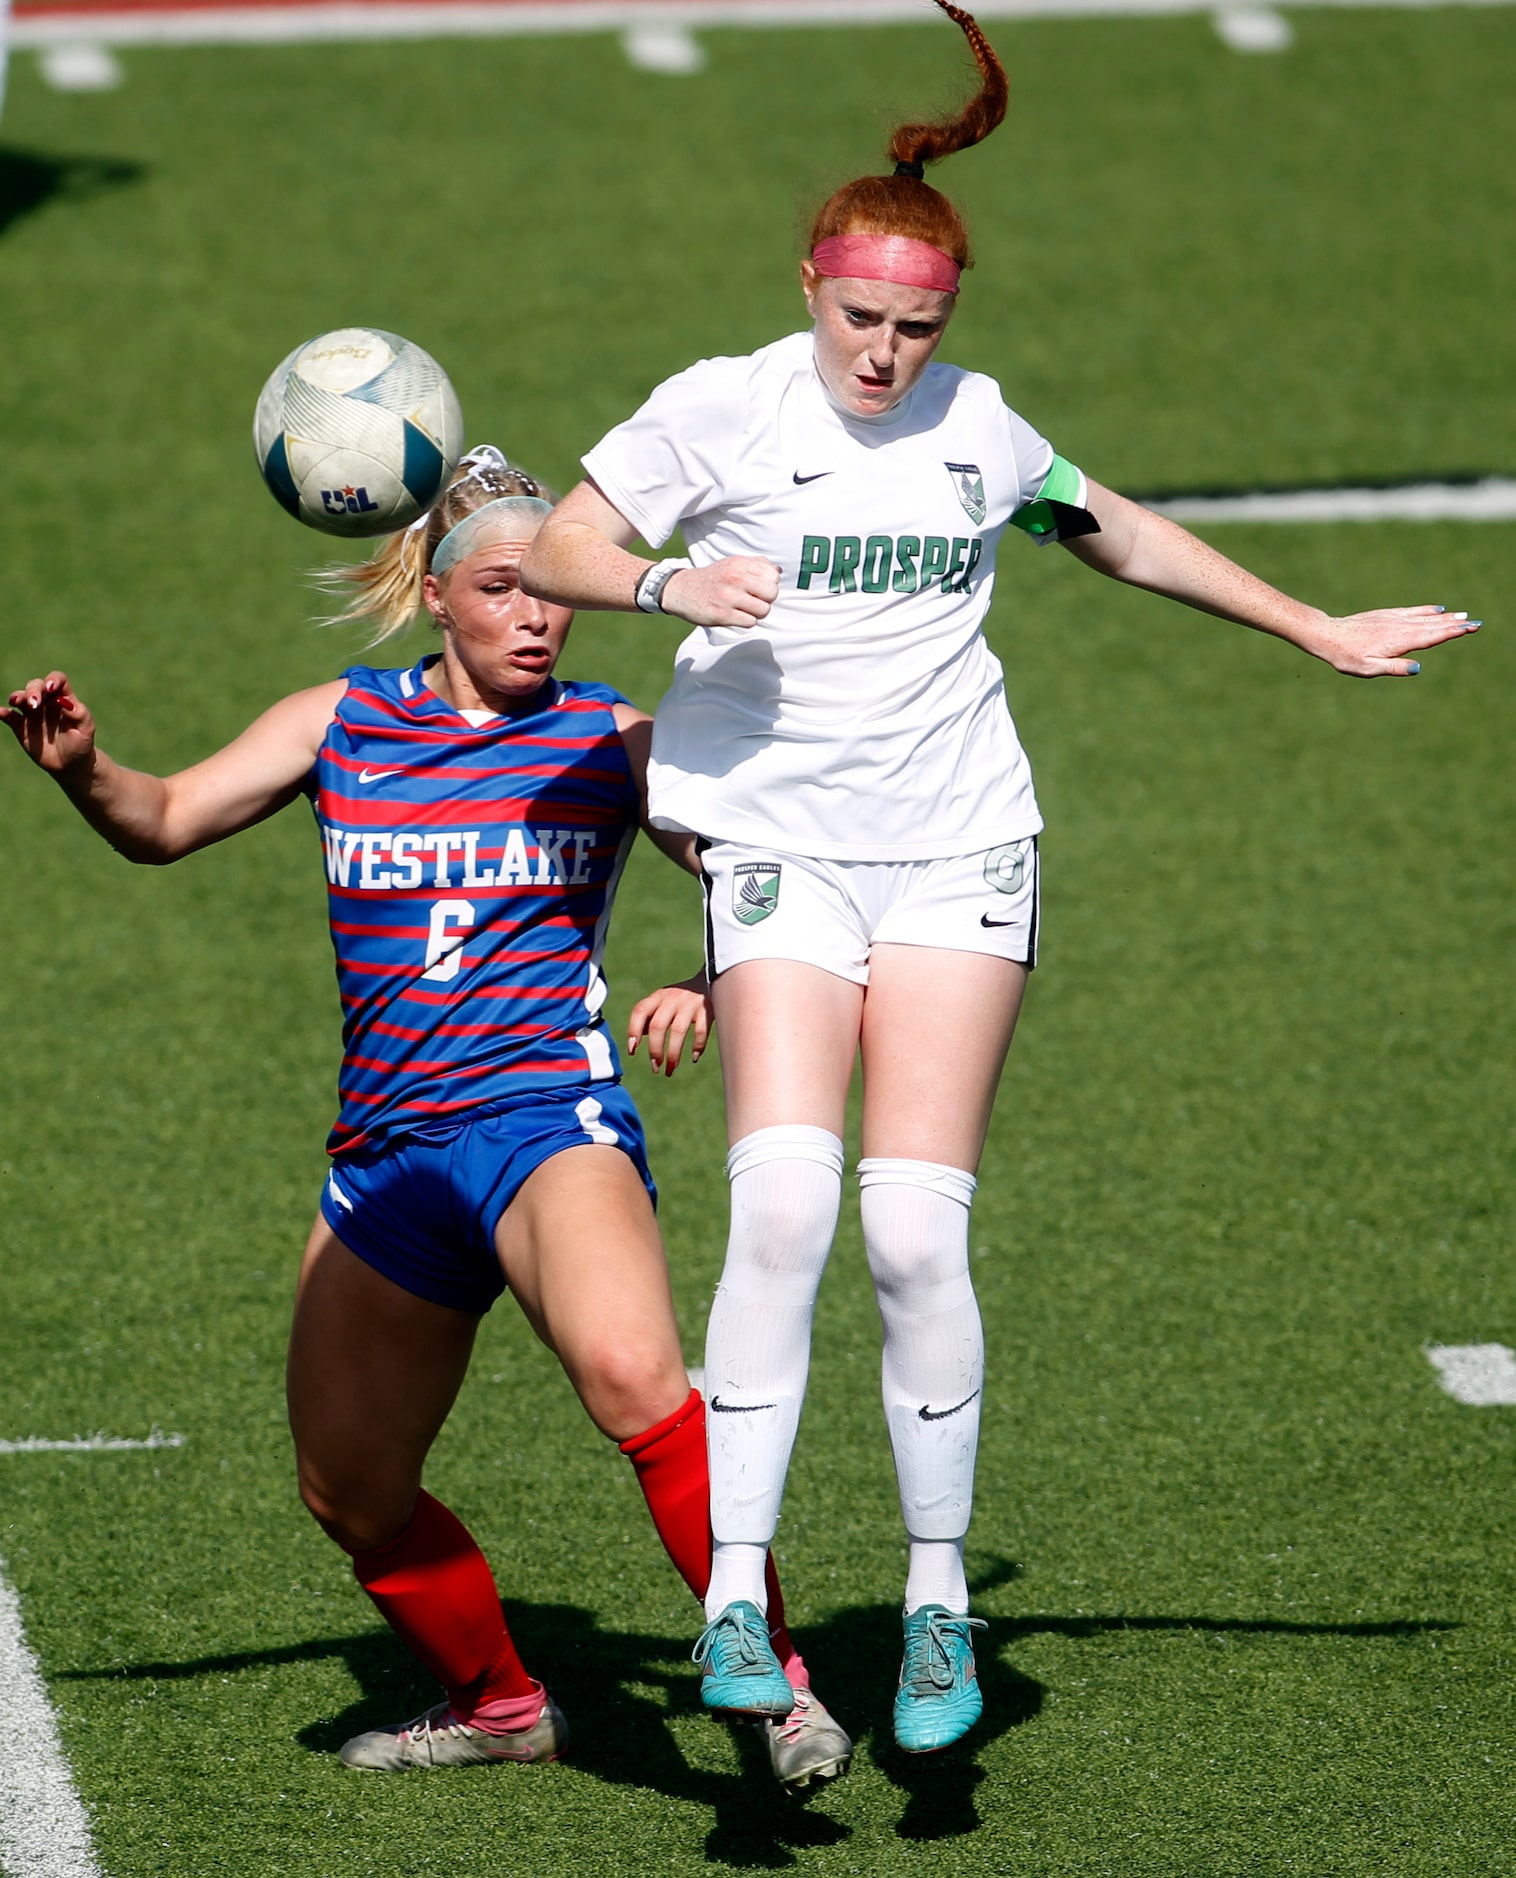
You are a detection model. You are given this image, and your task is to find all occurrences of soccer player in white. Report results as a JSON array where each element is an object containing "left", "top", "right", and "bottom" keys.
[{"left": 523, "top": 0, "right": 1477, "bottom": 1753}]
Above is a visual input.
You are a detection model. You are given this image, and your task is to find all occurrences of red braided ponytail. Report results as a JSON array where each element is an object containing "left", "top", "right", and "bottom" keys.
[{"left": 809, "top": 0, "right": 1008, "bottom": 272}]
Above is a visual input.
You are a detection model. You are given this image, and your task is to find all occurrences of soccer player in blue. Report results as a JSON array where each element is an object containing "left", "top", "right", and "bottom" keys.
[{"left": 2, "top": 448, "right": 852, "bottom": 1790}]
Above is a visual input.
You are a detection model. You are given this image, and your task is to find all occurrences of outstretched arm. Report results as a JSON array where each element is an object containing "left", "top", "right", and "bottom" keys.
[
  {"left": 2, "top": 671, "right": 345, "bottom": 863},
  {"left": 1067, "top": 480, "right": 1480, "bottom": 676},
  {"left": 523, "top": 479, "right": 780, "bottom": 631}
]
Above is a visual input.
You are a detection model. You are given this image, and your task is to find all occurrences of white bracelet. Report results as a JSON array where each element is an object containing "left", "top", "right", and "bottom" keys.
[{"left": 635, "top": 558, "right": 692, "bottom": 614}]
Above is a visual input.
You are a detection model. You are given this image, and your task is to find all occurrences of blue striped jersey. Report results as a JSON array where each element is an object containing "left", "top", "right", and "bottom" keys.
[{"left": 308, "top": 660, "right": 639, "bottom": 1156}]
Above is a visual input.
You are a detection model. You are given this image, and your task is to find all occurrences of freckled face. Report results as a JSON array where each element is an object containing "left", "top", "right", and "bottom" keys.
[{"left": 801, "top": 262, "right": 955, "bottom": 418}]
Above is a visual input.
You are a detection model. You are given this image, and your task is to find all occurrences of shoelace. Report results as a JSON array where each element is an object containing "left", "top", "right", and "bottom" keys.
[
  {"left": 402, "top": 1703, "right": 477, "bottom": 1751},
  {"left": 773, "top": 1688, "right": 813, "bottom": 1740},
  {"left": 693, "top": 1604, "right": 771, "bottom": 1678},
  {"left": 901, "top": 1612, "right": 988, "bottom": 1697}
]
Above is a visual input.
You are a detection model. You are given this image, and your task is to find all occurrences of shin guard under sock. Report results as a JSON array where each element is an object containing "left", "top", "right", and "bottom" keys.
[
  {"left": 704, "top": 1125, "right": 844, "bottom": 1619},
  {"left": 859, "top": 1158, "right": 982, "bottom": 1613},
  {"left": 351, "top": 1489, "right": 536, "bottom": 1715},
  {"left": 620, "top": 1387, "right": 806, "bottom": 1687}
]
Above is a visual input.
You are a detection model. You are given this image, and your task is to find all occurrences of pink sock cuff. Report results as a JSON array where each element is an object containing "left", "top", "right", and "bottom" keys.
[
  {"left": 460, "top": 1680, "right": 547, "bottom": 1735},
  {"left": 777, "top": 1642, "right": 810, "bottom": 1692}
]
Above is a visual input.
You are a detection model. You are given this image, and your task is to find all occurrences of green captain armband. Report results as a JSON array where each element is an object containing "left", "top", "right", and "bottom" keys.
[{"left": 1009, "top": 455, "right": 1099, "bottom": 546}]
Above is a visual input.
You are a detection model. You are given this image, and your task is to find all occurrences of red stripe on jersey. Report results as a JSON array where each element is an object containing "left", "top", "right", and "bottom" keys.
[
  {"left": 317, "top": 662, "right": 639, "bottom": 1157},
  {"left": 367, "top": 1018, "right": 562, "bottom": 1043},
  {"left": 394, "top": 981, "right": 588, "bottom": 1005}
]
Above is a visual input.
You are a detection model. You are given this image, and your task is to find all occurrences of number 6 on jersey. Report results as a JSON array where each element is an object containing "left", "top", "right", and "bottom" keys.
[{"left": 422, "top": 899, "right": 475, "bottom": 982}]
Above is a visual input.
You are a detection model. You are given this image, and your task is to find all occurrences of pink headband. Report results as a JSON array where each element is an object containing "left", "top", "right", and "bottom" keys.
[{"left": 811, "top": 234, "right": 961, "bottom": 296}]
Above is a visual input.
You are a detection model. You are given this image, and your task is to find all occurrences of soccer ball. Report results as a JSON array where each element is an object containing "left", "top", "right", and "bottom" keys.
[{"left": 253, "top": 327, "right": 464, "bottom": 538}]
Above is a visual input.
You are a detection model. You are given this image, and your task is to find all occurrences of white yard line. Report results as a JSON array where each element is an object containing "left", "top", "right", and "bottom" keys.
[
  {"left": 8, "top": 0, "right": 1516, "bottom": 51},
  {"left": 1148, "top": 476, "right": 1516, "bottom": 523},
  {"left": 1426, "top": 1343, "right": 1516, "bottom": 1406},
  {"left": 38, "top": 38, "right": 121, "bottom": 82},
  {"left": 1212, "top": 1, "right": 1295, "bottom": 44},
  {"left": 0, "top": 1432, "right": 185, "bottom": 1454},
  {"left": 622, "top": 19, "right": 705, "bottom": 65},
  {"left": 0, "top": 1558, "right": 103, "bottom": 1878}
]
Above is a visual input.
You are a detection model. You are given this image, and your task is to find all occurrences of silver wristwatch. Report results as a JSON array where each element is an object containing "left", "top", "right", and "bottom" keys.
[{"left": 634, "top": 558, "right": 692, "bottom": 614}]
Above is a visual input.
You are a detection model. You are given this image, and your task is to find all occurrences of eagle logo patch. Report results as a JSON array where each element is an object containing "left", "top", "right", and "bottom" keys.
[
  {"left": 946, "top": 462, "right": 987, "bottom": 526},
  {"left": 733, "top": 862, "right": 782, "bottom": 925}
]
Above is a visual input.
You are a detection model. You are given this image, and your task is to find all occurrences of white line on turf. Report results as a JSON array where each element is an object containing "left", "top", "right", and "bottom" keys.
[
  {"left": 1212, "top": 3, "right": 1294, "bottom": 46},
  {"left": 0, "top": 1431, "right": 185, "bottom": 1454},
  {"left": 39, "top": 40, "right": 121, "bottom": 85},
  {"left": 623, "top": 21, "right": 705, "bottom": 69},
  {"left": 9, "top": 0, "right": 1516, "bottom": 53},
  {"left": 1148, "top": 477, "right": 1516, "bottom": 523},
  {"left": 0, "top": 1557, "right": 104, "bottom": 1878},
  {"left": 1426, "top": 1344, "right": 1516, "bottom": 1406}
]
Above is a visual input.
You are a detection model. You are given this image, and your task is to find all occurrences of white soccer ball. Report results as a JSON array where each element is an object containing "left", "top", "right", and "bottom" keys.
[{"left": 253, "top": 327, "right": 464, "bottom": 538}]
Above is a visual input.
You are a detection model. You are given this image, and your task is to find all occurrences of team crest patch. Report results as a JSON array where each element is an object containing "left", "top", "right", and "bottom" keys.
[
  {"left": 946, "top": 462, "right": 987, "bottom": 526},
  {"left": 733, "top": 862, "right": 781, "bottom": 925},
  {"left": 983, "top": 843, "right": 1027, "bottom": 895}
]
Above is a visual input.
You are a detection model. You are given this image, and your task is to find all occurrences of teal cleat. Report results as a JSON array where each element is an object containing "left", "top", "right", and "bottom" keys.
[
  {"left": 693, "top": 1601, "right": 794, "bottom": 1717},
  {"left": 892, "top": 1605, "right": 988, "bottom": 1753}
]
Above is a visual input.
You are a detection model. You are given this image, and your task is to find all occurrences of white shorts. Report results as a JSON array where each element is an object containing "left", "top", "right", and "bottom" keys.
[{"left": 700, "top": 837, "right": 1039, "bottom": 986}]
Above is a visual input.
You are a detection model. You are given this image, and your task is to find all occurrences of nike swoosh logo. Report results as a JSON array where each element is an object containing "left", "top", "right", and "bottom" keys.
[
  {"left": 980, "top": 914, "right": 1017, "bottom": 929},
  {"left": 793, "top": 471, "right": 833, "bottom": 485},
  {"left": 357, "top": 768, "right": 403, "bottom": 784},
  {"left": 919, "top": 1389, "right": 981, "bottom": 1422},
  {"left": 711, "top": 1396, "right": 777, "bottom": 1413}
]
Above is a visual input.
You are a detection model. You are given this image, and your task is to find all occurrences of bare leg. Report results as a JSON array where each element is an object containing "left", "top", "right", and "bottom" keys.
[
  {"left": 859, "top": 944, "right": 1027, "bottom": 1168},
  {"left": 496, "top": 1144, "right": 806, "bottom": 1683},
  {"left": 287, "top": 1217, "right": 544, "bottom": 1736},
  {"left": 287, "top": 1214, "right": 478, "bottom": 1551},
  {"left": 709, "top": 947, "right": 1025, "bottom": 1158},
  {"left": 711, "top": 959, "right": 864, "bottom": 1143},
  {"left": 494, "top": 1145, "right": 691, "bottom": 1441}
]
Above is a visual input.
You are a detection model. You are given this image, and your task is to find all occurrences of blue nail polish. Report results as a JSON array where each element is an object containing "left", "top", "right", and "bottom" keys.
[
  {"left": 1406, "top": 662, "right": 1421, "bottom": 676},
  {"left": 1468, "top": 618, "right": 1482, "bottom": 628}
]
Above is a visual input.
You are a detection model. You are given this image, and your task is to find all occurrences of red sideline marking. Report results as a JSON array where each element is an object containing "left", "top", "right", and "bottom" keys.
[
  {"left": 12, "top": 0, "right": 583, "bottom": 14},
  {"left": 12, "top": 0, "right": 791, "bottom": 15}
]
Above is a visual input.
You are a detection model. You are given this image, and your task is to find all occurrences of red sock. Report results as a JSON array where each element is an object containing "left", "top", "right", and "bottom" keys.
[
  {"left": 350, "top": 1490, "right": 536, "bottom": 1718},
  {"left": 619, "top": 1389, "right": 808, "bottom": 1689}
]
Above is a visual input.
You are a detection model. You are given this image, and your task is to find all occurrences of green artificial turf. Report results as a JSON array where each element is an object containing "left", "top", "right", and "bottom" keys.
[{"left": 1, "top": 11, "right": 1513, "bottom": 1873}]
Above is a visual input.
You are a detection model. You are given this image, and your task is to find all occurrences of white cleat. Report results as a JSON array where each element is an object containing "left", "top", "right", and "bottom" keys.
[
  {"left": 759, "top": 1687, "right": 852, "bottom": 1791},
  {"left": 339, "top": 1694, "right": 567, "bottom": 1771}
]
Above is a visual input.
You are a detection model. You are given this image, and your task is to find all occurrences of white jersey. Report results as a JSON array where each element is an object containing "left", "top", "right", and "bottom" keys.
[{"left": 583, "top": 330, "right": 1074, "bottom": 862}]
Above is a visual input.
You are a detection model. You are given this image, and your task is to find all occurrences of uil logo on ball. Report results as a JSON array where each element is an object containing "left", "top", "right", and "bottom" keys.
[
  {"left": 322, "top": 486, "right": 381, "bottom": 517},
  {"left": 983, "top": 843, "right": 1027, "bottom": 895},
  {"left": 734, "top": 862, "right": 782, "bottom": 925}
]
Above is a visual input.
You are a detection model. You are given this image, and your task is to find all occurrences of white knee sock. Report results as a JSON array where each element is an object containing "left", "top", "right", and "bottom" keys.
[
  {"left": 704, "top": 1125, "right": 844, "bottom": 1619},
  {"left": 859, "top": 1157, "right": 982, "bottom": 1616}
]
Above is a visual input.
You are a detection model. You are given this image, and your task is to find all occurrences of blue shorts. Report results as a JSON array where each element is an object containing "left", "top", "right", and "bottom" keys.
[{"left": 319, "top": 1084, "right": 656, "bottom": 1315}]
